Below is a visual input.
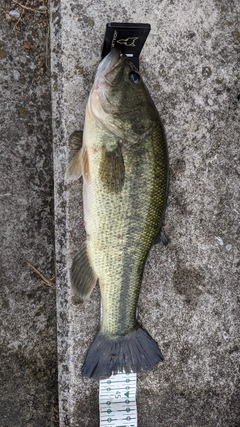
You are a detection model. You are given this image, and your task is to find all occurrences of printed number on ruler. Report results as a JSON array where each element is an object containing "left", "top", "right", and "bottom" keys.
[{"left": 99, "top": 372, "right": 137, "bottom": 427}]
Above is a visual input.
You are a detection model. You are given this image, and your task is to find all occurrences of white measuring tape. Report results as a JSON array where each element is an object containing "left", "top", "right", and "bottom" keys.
[{"left": 99, "top": 372, "right": 137, "bottom": 427}]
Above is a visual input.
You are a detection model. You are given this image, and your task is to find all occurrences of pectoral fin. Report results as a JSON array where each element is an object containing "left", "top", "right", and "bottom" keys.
[
  {"left": 65, "top": 131, "right": 83, "bottom": 182},
  {"left": 71, "top": 241, "right": 98, "bottom": 300},
  {"left": 65, "top": 150, "right": 83, "bottom": 182},
  {"left": 99, "top": 143, "right": 125, "bottom": 193},
  {"left": 69, "top": 130, "right": 83, "bottom": 152}
]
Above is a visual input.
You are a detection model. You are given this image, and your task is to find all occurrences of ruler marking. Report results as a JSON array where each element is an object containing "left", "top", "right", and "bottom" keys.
[{"left": 100, "top": 372, "right": 137, "bottom": 427}]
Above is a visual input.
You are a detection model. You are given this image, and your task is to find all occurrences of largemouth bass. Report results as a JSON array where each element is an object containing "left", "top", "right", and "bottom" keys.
[{"left": 65, "top": 47, "right": 168, "bottom": 380}]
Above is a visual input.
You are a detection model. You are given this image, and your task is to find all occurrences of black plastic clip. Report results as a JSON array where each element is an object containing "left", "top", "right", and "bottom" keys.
[{"left": 101, "top": 23, "right": 151, "bottom": 70}]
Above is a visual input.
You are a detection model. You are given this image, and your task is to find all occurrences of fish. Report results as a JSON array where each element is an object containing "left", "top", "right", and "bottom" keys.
[{"left": 65, "top": 47, "right": 169, "bottom": 380}]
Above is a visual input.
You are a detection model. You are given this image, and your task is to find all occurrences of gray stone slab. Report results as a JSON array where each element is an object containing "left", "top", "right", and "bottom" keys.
[
  {"left": 0, "top": 2, "right": 58, "bottom": 426},
  {"left": 50, "top": 1, "right": 240, "bottom": 426}
]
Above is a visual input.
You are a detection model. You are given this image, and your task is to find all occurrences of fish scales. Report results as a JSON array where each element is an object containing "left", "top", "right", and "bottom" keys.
[
  {"left": 91, "top": 132, "right": 167, "bottom": 335},
  {"left": 65, "top": 48, "right": 168, "bottom": 380}
]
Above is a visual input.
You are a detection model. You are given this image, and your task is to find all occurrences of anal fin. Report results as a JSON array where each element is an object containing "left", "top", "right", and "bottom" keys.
[
  {"left": 152, "top": 227, "right": 169, "bottom": 246},
  {"left": 71, "top": 241, "right": 98, "bottom": 300}
]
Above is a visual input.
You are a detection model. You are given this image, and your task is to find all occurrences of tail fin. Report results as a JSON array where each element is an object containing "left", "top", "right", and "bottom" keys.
[{"left": 81, "top": 327, "right": 164, "bottom": 380}]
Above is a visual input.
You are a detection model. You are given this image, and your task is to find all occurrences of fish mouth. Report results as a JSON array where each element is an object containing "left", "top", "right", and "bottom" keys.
[{"left": 96, "top": 47, "right": 126, "bottom": 87}]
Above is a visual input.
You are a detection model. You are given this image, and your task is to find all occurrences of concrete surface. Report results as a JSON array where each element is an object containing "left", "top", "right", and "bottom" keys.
[
  {"left": 50, "top": 0, "right": 240, "bottom": 426},
  {"left": 0, "top": 2, "right": 58, "bottom": 426}
]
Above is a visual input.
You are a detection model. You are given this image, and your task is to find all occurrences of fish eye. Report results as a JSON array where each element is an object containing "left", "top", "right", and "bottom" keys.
[{"left": 129, "top": 71, "right": 141, "bottom": 84}]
